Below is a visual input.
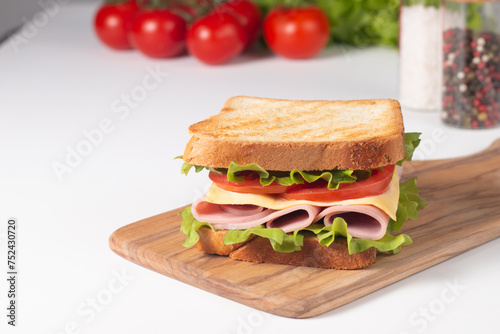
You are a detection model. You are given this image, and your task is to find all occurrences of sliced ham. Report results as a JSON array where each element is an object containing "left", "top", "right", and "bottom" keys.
[
  {"left": 266, "top": 205, "right": 322, "bottom": 233},
  {"left": 191, "top": 197, "right": 320, "bottom": 232},
  {"left": 314, "top": 205, "right": 390, "bottom": 240},
  {"left": 192, "top": 197, "right": 390, "bottom": 240},
  {"left": 191, "top": 196, "right": 273, "bottom": 230}
]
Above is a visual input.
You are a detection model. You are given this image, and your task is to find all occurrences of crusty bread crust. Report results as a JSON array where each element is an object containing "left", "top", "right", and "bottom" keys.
[
  {"left": 195, "top": 228, "right": 376, "bottom": 269},
  {"left": 195, "top": 227, "right": 252, "bottom": 256},
  {"left": 230, "top": 236, "right": 376, "bottom": 270},
  {"left": 183, "top": 96, "right": 405, "bottom": 171}
]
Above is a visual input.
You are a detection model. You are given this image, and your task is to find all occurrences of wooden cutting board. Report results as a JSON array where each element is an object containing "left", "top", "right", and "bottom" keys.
[{"left": 109, "top": 139, "right": 500, "bottom": 319}]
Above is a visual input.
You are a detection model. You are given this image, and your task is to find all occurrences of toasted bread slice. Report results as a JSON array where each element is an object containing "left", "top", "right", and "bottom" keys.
[
  {"left": 195, "top": 226, "right": 253, "bottom": 256},
  {"left": 229, "top": 235, "right": 376, "bottom": 270},
  {"left": 183, "top": 96, "right": 405, "bottom": 171},
  {"left": 195, "top": 227, "right": 376, "bottom": 269}
]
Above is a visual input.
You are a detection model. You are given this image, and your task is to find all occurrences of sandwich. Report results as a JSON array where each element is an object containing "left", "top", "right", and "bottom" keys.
[{"left": 178, "top": 96, "right": 426, "bottom": 269}]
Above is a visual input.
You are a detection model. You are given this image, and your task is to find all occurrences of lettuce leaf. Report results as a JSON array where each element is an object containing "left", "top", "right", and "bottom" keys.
[
  {"left": 388, "top": 176, "right": 427, "bottom": 233},
  {"left": 179, "top": 159, "right": 359, "bottom": 190},
  {"left": 227, "top": 162, "right": 358, "bottom": 190},
  {"left": 224, "top": 225, "right": 304, "bottom": 253},
  {"left": 397, "top": 132, "right": 421, "bottom": 166},
  {"left": 179, "top": 206, "right": 213, "bottom": 247},
  {"left": 177, "top": 160, "right": 220, "bottom": 176},
  {"left": 301, "top": 219, "right": 412, "bottom": 255}
]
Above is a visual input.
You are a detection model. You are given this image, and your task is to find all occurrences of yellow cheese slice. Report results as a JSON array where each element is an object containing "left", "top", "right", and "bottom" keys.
[{"left": 206, "top": 168, "right": 400, "bottom": 220}]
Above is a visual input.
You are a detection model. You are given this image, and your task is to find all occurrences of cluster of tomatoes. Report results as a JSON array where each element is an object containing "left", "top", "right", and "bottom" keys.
[{"left": 94, "top": 0, "right": 331, "bottom": 65}]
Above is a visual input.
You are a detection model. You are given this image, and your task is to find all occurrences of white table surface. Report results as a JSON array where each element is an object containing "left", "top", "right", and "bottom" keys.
[{"left": 1, "top": 2, "right": 500, "bottom": 334}]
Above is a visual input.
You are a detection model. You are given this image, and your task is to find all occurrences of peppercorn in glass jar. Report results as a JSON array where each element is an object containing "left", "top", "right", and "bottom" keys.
[{"left": 441, "top": 0, "right": 500, "bottom": 128}]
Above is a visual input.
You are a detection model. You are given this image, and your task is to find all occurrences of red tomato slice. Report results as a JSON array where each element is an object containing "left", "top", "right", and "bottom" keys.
[
  {"left": 280, "top": 165, "right": 395, "bottom": 202},
  {"left": 209, "top": 171, "right": 289, "bottom": 194}
]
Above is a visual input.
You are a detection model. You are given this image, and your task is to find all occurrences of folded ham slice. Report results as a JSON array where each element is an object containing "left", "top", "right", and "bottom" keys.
[
  {"left": 266, "top": 205, "right": 322, "bottom": 233},
  {"left": 191, "top": 196, "right": 272, "bottom": 230},
  {"left": 314, "top": 205, "right": 390, "bottom": 240},
  {"left": 192, "top": 197, "right": 321, "bottom": 232}
]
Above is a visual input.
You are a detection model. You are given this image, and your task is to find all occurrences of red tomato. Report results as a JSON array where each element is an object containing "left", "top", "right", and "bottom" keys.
[
  {"left": 186, "top": 12, "right": 247, "bottom": 65},
  {"left": 94, "top": 0, "right": 138, "bottom": 50},
  {"left": 209, "top": 171, "right": 290, "bottom": 194},
  {"left": 215, "top": 0, "right": 262, "bottom": 49},
  {"left": 263, "top": 6, "right": 330, "bottom": 59},
  {"left": 280, "top": 165, "right": 395, "bottom": 202},
  {"left": 129, "top": 10, "right": 187, "bottom": 58}
]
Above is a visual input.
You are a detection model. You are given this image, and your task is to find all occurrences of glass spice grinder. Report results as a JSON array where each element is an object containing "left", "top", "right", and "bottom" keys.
[{"left": 441, "top": 0, "right": 500, "bottom": 128}]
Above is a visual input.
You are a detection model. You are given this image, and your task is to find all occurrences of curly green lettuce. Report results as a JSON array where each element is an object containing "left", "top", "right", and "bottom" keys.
[{"left": 179, "top": 159, "right": 360, "bottom": 190}]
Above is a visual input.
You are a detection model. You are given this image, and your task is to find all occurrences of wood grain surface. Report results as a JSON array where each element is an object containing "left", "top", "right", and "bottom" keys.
[{"left": 109, "top": 139, "right": 500, "bottom": 318}]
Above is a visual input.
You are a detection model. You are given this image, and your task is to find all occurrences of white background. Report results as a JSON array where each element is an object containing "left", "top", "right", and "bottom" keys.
[{"left": 1, "top": 2, "right": 500, "bottom": 334}]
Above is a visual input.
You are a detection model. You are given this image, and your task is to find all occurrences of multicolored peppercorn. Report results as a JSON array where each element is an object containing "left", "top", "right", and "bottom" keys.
[{"left": 442, "top": 28, "right": 500, "bottom": 129}]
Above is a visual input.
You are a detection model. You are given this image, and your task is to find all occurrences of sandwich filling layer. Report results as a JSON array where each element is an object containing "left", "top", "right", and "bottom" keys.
[
  {"left": 205, "top": 167, "right": 399, "bottom": 218},
  {"left": 180, "top": 132, "right": 426, "bottom": 255},
  {"left": 191, "top": 168, "right": 398, "bottom": 241}
]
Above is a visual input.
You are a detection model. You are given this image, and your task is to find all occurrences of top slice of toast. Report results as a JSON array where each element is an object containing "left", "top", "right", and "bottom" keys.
[{"left": 183, "top": 96, "right": 405, "bottom": 171}]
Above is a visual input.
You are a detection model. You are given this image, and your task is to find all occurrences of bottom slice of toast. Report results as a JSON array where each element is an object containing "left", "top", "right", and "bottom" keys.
[
  {"left": 195, "top": 227, "right": 251, "bottom": 256},
  {"left": 195, "top": 227, "right": 376, "bottom": 269}
]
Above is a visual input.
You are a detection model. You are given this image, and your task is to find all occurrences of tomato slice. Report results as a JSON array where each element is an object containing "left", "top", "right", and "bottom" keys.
[
  {"left": 279, "top": 165, "right": 395, "bottom": 202},
  {"left": 209, "top": 165, "right": 395, "bottom": 199},
  {"left": 209, "top": 171, "right": 290, "bottom": 194}
]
